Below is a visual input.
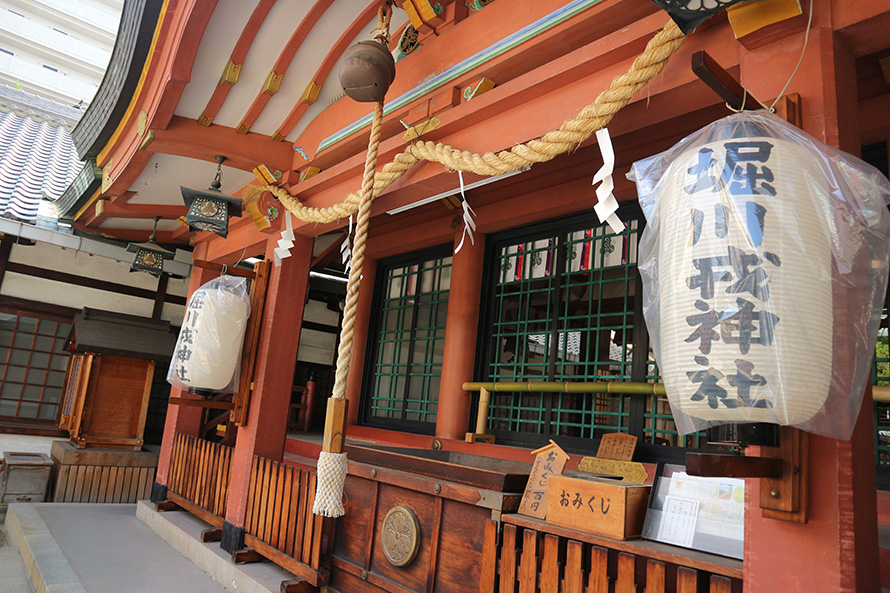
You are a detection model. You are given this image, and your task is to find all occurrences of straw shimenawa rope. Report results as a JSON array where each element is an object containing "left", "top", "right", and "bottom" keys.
[
  {"left": 255, "top": 19, "right": 686, "bottom": 224},
  {"left": 311, "top": 13, "right": 686, "bottom": 518}
]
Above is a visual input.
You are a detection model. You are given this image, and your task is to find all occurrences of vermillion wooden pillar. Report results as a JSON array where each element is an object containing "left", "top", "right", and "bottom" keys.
[
  {"left": 152, "top": 243, "right": 216, "bottom": 502},
  {"left": 436, "top": 235, "right": 485, "bottom": 440},
  {"left": 221, "top": 234, "right": 312, "bottom": 552},
  {"left": 344, "top": 257, "right": 377, "bottom": 426},
  {"left": 739, "top": 16, "right": 879, "bottom": 592}
]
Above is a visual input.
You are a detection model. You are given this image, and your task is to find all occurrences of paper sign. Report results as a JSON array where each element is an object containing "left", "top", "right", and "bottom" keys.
[
  {"left": 657, "top": 496, "right": 699, "bottom": 547},
  {"left": 518, "top": 440, "right": 570, "bottom": 519},
  {"left": 596, "top": 432, "right": 638, "bottom": 461}
]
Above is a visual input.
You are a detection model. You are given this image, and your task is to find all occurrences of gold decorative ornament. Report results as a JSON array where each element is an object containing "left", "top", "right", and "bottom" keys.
[
  {"left": 198, "top": 199, "right": 220, "bottom": 218},
  {"left": 381, "top": 506, "right": 421, "bottom": 567}
]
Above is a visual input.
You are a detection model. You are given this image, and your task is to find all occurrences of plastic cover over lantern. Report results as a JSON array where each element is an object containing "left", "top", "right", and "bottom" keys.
[
  {"left": 628, "top": 111, "right": 890, "bottom": 440},
  {"left": 167, "top": 275, "right": 251, "bottom": 393}
]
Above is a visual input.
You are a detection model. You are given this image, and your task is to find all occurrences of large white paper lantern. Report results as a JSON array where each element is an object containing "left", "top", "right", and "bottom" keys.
[
  {"left": 630, "top": 112, "right": 890, "bottom": 440},
  {"left": 168, "top": 276, "right": 251, "bottom": 393}
]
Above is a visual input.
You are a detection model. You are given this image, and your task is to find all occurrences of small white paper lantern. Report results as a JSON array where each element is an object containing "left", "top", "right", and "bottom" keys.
[
  {"left": 168, "top": 276, "right": 251, "bottom": 393},
  {"left": 630, "top": 112, "right": 890, "bottom": 439}
]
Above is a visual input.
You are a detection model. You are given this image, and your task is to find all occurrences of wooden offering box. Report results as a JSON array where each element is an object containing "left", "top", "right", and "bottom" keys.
[
  {"left": 329, "top": 445, "right": 530, "bottom": 593},
  {"left": 546, "top": 475, "right": 651, "bottom": 540},
  {"left": 60, "top": 310, "right": 177, "bottom": 450}
]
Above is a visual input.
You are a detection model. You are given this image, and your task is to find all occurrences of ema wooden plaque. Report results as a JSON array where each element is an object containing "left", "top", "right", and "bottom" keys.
[
  {"left": 518, "top": 440, "right": 570, "bottom": 519},
  {"left": 597, "top": 432, "right": 638, "bottom": 461}
]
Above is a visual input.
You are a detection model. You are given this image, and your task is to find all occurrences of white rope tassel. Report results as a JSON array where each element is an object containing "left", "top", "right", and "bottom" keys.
[
  {"left": 592, "top": 127, "right": 625, "bottom": 234},
  {"left": 454, "top": 170, "right": 477, "bottom": 254},
  {"left": 313, "top": 451, "right": 348, "bottom": 517}
]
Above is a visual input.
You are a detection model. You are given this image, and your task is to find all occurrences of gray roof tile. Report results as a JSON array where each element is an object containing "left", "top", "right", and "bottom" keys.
[{"left": 0, "top": 107, "right": 83, "bottom": 223}]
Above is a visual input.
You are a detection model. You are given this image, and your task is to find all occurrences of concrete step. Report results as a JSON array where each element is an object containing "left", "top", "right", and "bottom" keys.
[{"left": 6, "top": 502, "right": 294, "bottom": 593}]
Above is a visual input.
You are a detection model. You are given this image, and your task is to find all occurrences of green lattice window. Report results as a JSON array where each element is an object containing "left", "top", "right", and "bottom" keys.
[
  {"left": 482, "top": 213, "right": 703, "bottom": 448},
  {"left": 364, "top": 248, "right": 452, "bottom": 432},
  {"left": 874, "top": 312, "right": 890, "bottom": 466}
]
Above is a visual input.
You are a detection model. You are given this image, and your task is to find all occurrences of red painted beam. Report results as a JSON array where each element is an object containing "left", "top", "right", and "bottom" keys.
[
  {"left": 273, "top": 1, "right": 383, "bottom": 141},
  {"left": 237, "top": 0, "right": 332, "bottom": 134},
  {"left": 199, "top": 0, "right": 277, "bottom": 126},
  {"left": 81, "top": 201, "right": 186, "bottom": 228},
  {"left": 149, "top": 116, "right": 293, "bottom": 174}
]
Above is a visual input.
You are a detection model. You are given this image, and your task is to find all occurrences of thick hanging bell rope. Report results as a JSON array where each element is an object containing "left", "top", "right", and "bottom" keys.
[
  {"left": 311, "top": 11, "right": 684, "bottom": 518},
  {"left": 313, "top": 5, "right": 391, "bottom": 519},
  {"left": 255, "top": 19, "right": 686, "bottom": 224}
]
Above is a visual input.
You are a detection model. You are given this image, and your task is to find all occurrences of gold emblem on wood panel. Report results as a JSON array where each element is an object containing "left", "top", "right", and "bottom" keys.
[{"left": 381, "top": 505, "right": 420, "bottom": 567}]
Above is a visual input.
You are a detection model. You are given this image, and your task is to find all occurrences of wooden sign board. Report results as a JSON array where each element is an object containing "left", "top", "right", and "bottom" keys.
[
  {"left": 597, "top": 432, "right": 638, "bottom": 461},
  {"left": 546, "top": 474, "right": 651, "bottom": 540},
  {"left": 577, "top": 457, "right": 652, "bottom": 484},
  {"left": 518, "top": 440, "right": 570, "bottom": 519}
]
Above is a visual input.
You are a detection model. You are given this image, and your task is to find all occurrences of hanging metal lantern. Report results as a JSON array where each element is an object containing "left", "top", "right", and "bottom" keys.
[
  {"left": 629, "top": 111, "right": 890, "bottom": 440},
  {"left": 181, "top": 155, "right": 242, "bottom": 238},
  {"left": 339, "top": 40, "right": 396, "bottom": 102},
  {"left": 649, "top": 0, "right": 752, "bottom": 34},
  {"left": 127, "top": 216, "right": 174, "bottom": 277}
]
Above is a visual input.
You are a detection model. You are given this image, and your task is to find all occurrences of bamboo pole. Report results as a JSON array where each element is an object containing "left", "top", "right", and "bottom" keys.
[{"left": 461, "top": 381, "right": 667, "bottom": 396}]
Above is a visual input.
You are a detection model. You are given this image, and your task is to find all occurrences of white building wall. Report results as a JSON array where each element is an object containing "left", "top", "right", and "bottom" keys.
[
  {"left": 3, "top": 241, "right": 188, "bottom": 324},
  {"left": 0, "top": 0, "right": 122, "bottom": 105}
]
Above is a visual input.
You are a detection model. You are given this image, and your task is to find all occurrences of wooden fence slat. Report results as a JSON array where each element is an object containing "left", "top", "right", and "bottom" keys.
[
  {"left": 246, "top": 457, "right": 260, "bottom": 536},
  {"left": 499, "top": 524, "right": 517, "bottom": 593},
  {"left": 272, "top": 462, "right": 287, "bottom": 550},
  {"left": 480, "top": 520, "right": 499, "bottom": 593},
  {"left": 565, "top": 540, "right": 584, "bottom": 593},
  {"left": 518, "top": 529, "right": 537, "bottom": 593},
  {"left": 168, "top": 435, "right": 178, "bottom": 493},
  {"left": 302, "top": 473, "right": 316, "bottom": 565},
  {"left": 64, "top": 466, "right": 78, "bottom": 501},
  {"left": 279, "top": 466, "right": 293, "bottom": 558},
  {"left": 677, "top": 567, "right": 698, "bottom": 593},
  {"left": 588, "top": 545, "right": 609, "bottom": 593},
  {"left": 616, "top": 553, "right": 636, "bottom": 593},
  {"left": 100, "top": 467, "right": 112, "bottom": 504},
  {"left": 89, "top": 466, "right": 102, "bottom": 503},
  {"left": 185, "top": 437, "right": 195, "bottom": 501},
  {"left": 540, "top": 534, "right": 559, "bottom": 593},
  {"left": 202, "top": 441, "right": 213, "bottom": 509},
  {"left": 72, "top": 466, "right": 86, "bottom": 501},
  {"left": 265, "top": 460, "right": 280, "bottom": 544},
  {"left": 221, "top": 446, "right": 232, "bottom": 515},
  {"left": 80, "top": 467, "right": 95, "bottom": 503},
  {"left": 710, "top": 575, "right": 732, "bottom": 593},
  {"left": 258, "top": 458, "right": 271, "bottom": 540},
  {"left": 285, "top": 467, "right": 300, "bottom": 558},
  {"left": 137, "top": 467, "right": 151, "bottom": 501},
  {"left": 294, "top": 469, "right": 308, "bottom": 561},
  {"left": 200, "top": 440, "right": 211, "bottom": 509},
  {"left": 311, "top": 495, "right": 325, "bottom": 571},
  {"left": 214, "top": 444, "right": 226, "bottom": 516},
  {"left": 173, "top": 433, "right": 185, "bottom": 494},
  {"left": 645, "top": 560, "right": 666, "bottom": 593}
]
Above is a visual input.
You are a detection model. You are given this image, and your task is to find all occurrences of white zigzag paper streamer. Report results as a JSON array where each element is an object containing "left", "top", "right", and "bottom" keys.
[
  {"left": 454, "top": 171, "right": 477, "bottom": 254},
  {"left": 274, "top": 211, "right": 295, "bottom": 266},
  {"left": 592, "top": 127, "right": 625, "bottom": 235},
  {"left": 341, "top": 215, "right": 353, "bottom": 273}
]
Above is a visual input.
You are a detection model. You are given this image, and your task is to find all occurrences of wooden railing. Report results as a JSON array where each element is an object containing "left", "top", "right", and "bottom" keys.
[
  {"left": 243, "top": 456, "right": 329, "bottom": 587},
  {"left": 483, "top": 516, "right": 743, "bottom": 593},
  {"left": 166, "top": 433, "right": 233, "bottom": 526}
]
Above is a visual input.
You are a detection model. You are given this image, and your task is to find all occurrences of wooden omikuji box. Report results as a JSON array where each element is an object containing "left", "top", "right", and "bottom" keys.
[{"left": 546, "top": 474, "right": 651, "bottom": 540}]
